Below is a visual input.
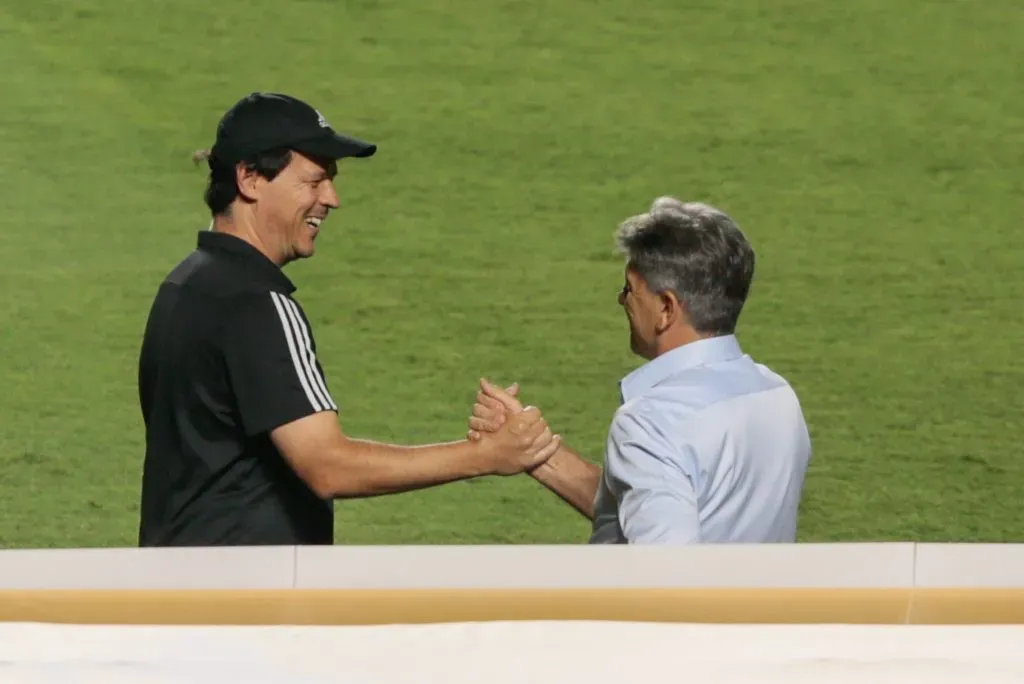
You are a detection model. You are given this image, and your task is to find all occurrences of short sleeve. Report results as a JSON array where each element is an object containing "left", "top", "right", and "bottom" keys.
[
  {"left": 222, "top": 291, "right": 338, "bottom": 437},
  {"left": 603, "top": 406, "right": 700, "bottom": 544}
]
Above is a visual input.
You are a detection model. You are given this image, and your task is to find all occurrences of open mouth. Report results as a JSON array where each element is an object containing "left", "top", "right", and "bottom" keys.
[{"left": 305, "top": 216, "right": 323, "bottom": 233}]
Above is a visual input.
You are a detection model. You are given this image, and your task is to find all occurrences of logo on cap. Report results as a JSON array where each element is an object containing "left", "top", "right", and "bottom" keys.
[{"left": 315, "top": 109, "right": 330, "bottom": 129}]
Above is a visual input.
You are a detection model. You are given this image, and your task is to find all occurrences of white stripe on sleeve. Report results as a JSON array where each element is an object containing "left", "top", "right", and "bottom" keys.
[
  {"left": 280, "top": 296, "right": 338, "bottom": 412},
  {"left": 269, "top": 291, "right": 324, "bottom": 413}
]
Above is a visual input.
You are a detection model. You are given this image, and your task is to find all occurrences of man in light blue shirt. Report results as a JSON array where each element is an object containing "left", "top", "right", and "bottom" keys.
[{"left": 468, "top": 197, "right": 811, "bottom": 543}]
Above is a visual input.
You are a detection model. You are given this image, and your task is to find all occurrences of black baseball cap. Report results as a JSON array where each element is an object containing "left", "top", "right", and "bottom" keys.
[{"left": 209, "top": 92, "right": 377, "bottom": 166}]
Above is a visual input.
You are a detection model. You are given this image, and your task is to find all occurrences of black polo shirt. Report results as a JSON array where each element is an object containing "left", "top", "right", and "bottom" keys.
[{"left": 137, "top": 231, "right": 336, "bottom": 546}]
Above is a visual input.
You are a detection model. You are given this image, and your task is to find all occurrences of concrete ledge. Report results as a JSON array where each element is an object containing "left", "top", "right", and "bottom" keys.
[
  {"left": 294, "top": 543, "right": 916, "bottom": 588},
  {"left": 915, "top": 544, "right": 1024, "bottom": 587},
  {"left": 1, "top": 588, "right": 1022, "bottom": 625},
  {"left": 0, "top": 543, "right": 920, "bottom": 590},
  {"left": 0, "top": 547, "right": 296, "bottom": 590},
  {"left": 0, "top": 543, "right": 1022, "bottom": 624},
  {"left": 910, "top": 589, "right": 1024, "bottom": 624},
  {"left": 0, "top": 588, "right": 916, "bottom": 625}
]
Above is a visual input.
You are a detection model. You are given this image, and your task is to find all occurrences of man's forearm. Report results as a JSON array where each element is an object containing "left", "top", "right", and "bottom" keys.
[
  {"left": 325, "top": 438, "right": 490, "bottom": 499},
  {"left": 528, "top": 444, "right": 601, "bottom": 520}
]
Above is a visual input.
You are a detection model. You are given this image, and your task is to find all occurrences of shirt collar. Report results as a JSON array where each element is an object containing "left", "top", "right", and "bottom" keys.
[
  {"left": 619, "top": 334, "right": 745, "bottom": 402},
  {"left": 197, "top": 231, "right": 297, "bottom": 294}
]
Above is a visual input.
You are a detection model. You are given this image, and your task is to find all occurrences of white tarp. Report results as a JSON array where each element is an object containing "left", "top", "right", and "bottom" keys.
[{"left": 1, "top": 621, "right": 1024, "bottom": 683}]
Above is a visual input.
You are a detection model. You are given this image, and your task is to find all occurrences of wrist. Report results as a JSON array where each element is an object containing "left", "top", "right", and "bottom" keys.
[
  {"left": 526, "top": 442, "right": 567, "bottom": 479},
  {"left": 525, "top": 457, "right": 551, "bottom": 478},
  {"left": 464, "top": 438, "right": 498, "bottom": 477}
]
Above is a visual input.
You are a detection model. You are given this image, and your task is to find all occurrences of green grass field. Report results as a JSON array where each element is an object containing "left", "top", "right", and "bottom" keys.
[{"left": 0, "top": 0, "right": 1021, "bottom": 548}]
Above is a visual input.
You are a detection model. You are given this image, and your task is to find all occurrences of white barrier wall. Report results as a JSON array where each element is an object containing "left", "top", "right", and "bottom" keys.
[
  {"left": 0, "top": 543, "right": 1022, "bottom": 625},
  {"left": 0, "top": 542, "right": 1022, "bottom": 589},
  {"left": 1, "top": 544, "right": 1023, "bottom": 682}
]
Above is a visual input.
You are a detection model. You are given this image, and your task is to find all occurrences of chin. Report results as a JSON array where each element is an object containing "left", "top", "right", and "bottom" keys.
[{"left": 629, "top": 333, "right": 653, "bottom": 360}]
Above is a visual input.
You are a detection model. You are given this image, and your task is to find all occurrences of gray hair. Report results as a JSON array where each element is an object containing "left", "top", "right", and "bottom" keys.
[{"left": 614, "top": 196, "right": 756, "bottom": 335}]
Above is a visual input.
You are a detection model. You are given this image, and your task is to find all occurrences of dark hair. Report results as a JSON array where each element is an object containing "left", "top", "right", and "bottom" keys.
[
  {"left": 191, "top": 147, "right": 294, "bottom": 216},
  {"left": 615, "top": 197, "right": 755, "bottom": 336}
]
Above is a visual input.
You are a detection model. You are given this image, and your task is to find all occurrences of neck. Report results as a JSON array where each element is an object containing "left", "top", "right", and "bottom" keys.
[
  {"left": 212, "top": 210, "right": 283, "bottom": 266},
  {"left": 650, "top": 324, "right": 713, "bottom": 358}
]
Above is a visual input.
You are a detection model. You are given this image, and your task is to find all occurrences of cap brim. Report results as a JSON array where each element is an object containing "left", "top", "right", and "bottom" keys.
[{"left": 293, "top": 131, "right": 377, "bottom": 161}]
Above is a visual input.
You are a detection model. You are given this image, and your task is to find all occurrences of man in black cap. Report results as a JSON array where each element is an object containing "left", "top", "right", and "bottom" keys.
[{"left": 136, "top": 92, "right": 561, "bottom": 546}]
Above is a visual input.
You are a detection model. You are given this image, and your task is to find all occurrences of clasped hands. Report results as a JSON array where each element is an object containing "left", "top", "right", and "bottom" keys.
[{"left": 466, "top": 378, "right": 555, "bottom": 475}]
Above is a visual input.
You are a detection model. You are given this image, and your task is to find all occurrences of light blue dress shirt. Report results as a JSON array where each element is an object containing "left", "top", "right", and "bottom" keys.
[{"left": 589, "top": 335, "right": 811, "bottom": 544}]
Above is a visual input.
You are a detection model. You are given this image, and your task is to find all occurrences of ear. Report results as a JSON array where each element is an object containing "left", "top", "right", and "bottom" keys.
[
  {"left": 655, "top": 289, "right": 683, "bottom": 333},
  {"left": 235, "top": 163, "right": 264, "bottom": 203}
]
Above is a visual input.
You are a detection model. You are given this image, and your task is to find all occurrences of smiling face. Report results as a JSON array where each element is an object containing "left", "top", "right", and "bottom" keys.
[{"left": 243, "top": 150, "right": 341, "bottom": 265}]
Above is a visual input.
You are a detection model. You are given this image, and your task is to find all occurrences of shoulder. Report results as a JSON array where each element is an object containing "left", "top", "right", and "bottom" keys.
[
  {"left": 750, "top": 359, "right": 793, "bottom": 390},
  {"left": 613, "top": 356, "right": 802, "bottom": 436},
  {"left": 648, "top": 356, "right": 795, "bottom": 412},
  {"left": 217, "top": 288, "right": 320, "bottom": 348},
  {"left": 746, "top": 360, "right": 805, "bottom": 414},
  {"left": 221, "top": 288, "right": 308, "bottom": 320},
  {"left": 162, "top": 247, "right": 240, "bottom": 296}
]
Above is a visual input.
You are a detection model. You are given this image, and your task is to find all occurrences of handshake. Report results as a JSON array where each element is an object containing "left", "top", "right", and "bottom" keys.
[{"left": 463, "top": 378, "right": 560, "bottom": 476}]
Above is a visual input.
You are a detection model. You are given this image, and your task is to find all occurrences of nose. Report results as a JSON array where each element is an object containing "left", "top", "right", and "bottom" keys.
[{"left": 321, "top": 179, "right": 341, "bottom": 209}]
